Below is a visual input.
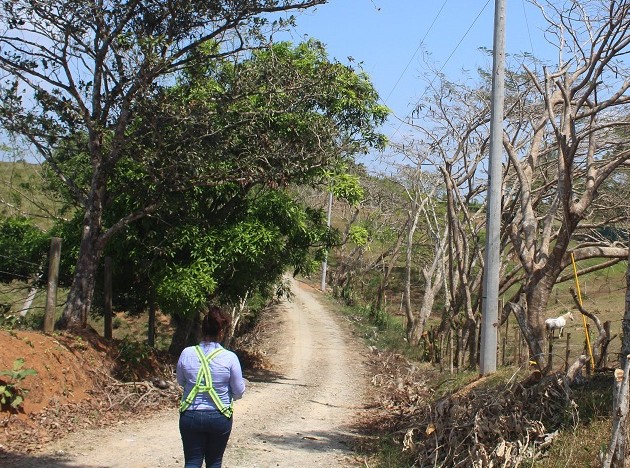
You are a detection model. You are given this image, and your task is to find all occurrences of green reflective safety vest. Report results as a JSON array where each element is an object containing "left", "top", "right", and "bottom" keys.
[{"left": 179, "top": 346, "right": 234, "bottom": 418}]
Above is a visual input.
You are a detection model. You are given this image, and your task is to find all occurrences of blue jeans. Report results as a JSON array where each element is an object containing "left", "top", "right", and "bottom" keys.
[{"left": 179, "top": 410, "right": 233, "bottom": 468}]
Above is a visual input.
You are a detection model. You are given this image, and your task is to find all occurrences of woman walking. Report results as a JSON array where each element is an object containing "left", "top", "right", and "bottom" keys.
[{"left": 176, "top": 306, "right": 246, "bottom": 467}]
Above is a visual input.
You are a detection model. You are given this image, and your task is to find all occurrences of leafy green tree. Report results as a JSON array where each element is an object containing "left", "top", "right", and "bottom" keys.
[
  {"left": 107, "top": 42, "right": 384, "bottom": 350},
  {"left": 0, "top": 217, "right": 49, "bottom": 283},
  {"left": 0, "top": 1, "right": 390, "bottom": 328},
  {"left": 32, "top": 39, "right": 387, "bottom": 336}
]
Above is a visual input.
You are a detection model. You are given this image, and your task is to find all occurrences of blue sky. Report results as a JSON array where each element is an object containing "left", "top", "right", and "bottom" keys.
[
  {"left": 3, "top": 1, "right": 555, "bottom": 167},
  {"left": 280, "top": 0, "right": 554, "bottom": 167}
]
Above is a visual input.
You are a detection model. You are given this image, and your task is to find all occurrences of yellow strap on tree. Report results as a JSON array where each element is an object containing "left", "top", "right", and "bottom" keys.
[
  {"left": 179, "top": 346, "right": 234, "bottom": 418},
  {"left": 571, "top": 252, "right": 595, "bottom": 370}
]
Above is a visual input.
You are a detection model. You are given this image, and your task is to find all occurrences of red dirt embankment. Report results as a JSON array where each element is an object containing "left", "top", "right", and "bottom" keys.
[
  {"left": 0, "top": 328, "right": 176, "bottom": 455},
  {"left": 0, "top": 329, "right": 111, "bottom": 415}
]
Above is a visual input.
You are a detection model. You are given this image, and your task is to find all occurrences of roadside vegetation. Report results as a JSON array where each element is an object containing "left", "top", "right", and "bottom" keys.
[{"left": 317, "top": 277, "right": 619, "bottom": 467}]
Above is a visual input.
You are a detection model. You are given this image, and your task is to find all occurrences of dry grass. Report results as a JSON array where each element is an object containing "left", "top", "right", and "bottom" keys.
[
  {"left": 534, "top": 372, "right": 615, "bottom": 467},
  {"left": 0, "top": 160, "right": 65, "bottom": 230}
]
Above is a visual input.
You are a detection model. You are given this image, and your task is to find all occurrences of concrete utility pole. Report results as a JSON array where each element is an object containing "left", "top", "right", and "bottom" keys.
[
  {"left": 480, "top": 0, "right": 506, "bottom": 376},
  {"left": 320, "top": 191, "right": 333, "bottom": 292}
]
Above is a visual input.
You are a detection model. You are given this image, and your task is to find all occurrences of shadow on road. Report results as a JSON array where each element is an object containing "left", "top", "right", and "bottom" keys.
[
  {"left": 0, "top": 451, "right": 107, "bottom": 468},
  {"left": 255, "top": 427, "right": 363, "bottom": 455},
  {"left": 243, "top": 366, "right": 287, "bottom": 383}
]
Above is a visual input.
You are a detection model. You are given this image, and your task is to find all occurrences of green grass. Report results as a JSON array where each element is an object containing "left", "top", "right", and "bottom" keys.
[
  {"left": 0, "top": 281, "right": 64, "bottom": 330},
  {"left": 532, "top": 373, "right": 615, "bottom": 467},
  {"left": 0, "top": 160, "right": 64, "bottom": 230},
  {"left": 320, "top": 296, "right": 430, "bottom": 362},
  {"left": 89, "top": 311, "right": 173, "bottom": 351},
  {"left": 368, "top": 435, "right": 417, "bottom": 468}
]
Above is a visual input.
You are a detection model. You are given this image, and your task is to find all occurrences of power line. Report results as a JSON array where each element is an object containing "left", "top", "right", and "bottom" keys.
[
  {"left": 0, "top": 270, "right": 33, "bottom": 280},
  {"left": 0, "top": 252, "right": 43, "bottom": 267},
  {"left": 389, "top": 0, "right": 493, "bottom": 142},
  {"left": 382, "top": 0, "right": 450, "bottom": 105},
  {"left": 520, "top": 0, "right": 540, "bottom": 74},
  {"left": 521, "top": 0, "right": 536, "bottom": 56}
]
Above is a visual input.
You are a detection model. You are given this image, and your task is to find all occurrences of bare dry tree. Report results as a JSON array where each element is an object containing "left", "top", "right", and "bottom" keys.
[
  {"left": 389, "top": 154, "right": 445, "bottom": 345},
  {"left": 406, "top": 72, "right": 491, "bottom": 367},
  {"left": 401, "top": 0, "right": 629, "bottom": 370},
  {"left": 501, "top": 0, "right": 630, "bottom": 366}
]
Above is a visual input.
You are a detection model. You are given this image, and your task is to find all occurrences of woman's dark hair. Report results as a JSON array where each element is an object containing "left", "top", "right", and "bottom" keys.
[{"left": 201, "top": 305, "right": 230, "bottom": 339}]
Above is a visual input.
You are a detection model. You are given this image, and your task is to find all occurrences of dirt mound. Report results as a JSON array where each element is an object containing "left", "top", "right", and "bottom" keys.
[
  {"left": 0, "top": 329, "right": 112, "bottom": 416},
  {"left": 0, "top": 328, "right": 178, "bottom": 455}
]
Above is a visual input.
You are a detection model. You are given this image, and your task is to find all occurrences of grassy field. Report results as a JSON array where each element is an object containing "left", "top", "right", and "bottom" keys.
[
  {"left": 536, "top": 258, "right": 627, "bottom": 370},
  {"left": 0, "top": 160, "right": 65, "bottom": 230}
]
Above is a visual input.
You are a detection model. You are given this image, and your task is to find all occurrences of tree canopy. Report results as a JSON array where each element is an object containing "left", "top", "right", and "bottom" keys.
[{"left": 0, "top": 0, "right": 392, "bottom": 327}]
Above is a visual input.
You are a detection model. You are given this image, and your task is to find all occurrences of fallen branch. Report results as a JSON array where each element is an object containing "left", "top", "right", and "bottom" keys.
[
  {"left": 566, "top": 288, "right": 607, "bottom": 382},
  {"left": 103, "top": 379, "right": 180, "bottom": 410},
  {"left": 109, "top": 381, "right": 151, "bottom": 389}
]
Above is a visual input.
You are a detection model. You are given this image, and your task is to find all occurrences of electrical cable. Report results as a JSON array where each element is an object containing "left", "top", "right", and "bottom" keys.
[
  {"left": 382, "top": 0, "right": 450, "bottom": 105},
  {"left": 521, "top": 0, "right": 539, "bottom": 74},
  {"left": 388, "top": 0, "right": 493, "bottom": 141}
]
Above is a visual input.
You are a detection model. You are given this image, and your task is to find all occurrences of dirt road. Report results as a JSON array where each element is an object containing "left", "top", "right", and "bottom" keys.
[{"left": 14, "top": 278, "right": 371, "bottom": 467}]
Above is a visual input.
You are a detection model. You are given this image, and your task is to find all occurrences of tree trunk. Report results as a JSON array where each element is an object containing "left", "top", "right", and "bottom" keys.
[
  {"left": 603, "top": 356, "right": 630, "bottom": 468},
  {"left": 61, "top": 228, "right": 102, "bottom": 328},
  {"left": 467, "top": 318, "right": 478, "bottom": 370},
  {"left": 373, "top": 224, "right": 406, "bottom": 312},
  {"left": 404, "top": 207, "right": 420, "bottom": 345},
  {"left": 414, "top": 236, "right": 446, "bottom": 343},
  {"left": 104, "top": 257, "right": 113, "bottom": 340},
  {"left": 60, "top": 172, "right": 107, "bottom": 329},
  {"left": 620, "top": 248, "right": 630, "bottom": 363},
  {"left": 510, "top": 297, "right": 545, "bottom": 369},
  {"left": 168, "top": 312, "right": 201, "bottom": 356},
  {"left": 525, "top": 274, "right": 556, "bottom": 365}
]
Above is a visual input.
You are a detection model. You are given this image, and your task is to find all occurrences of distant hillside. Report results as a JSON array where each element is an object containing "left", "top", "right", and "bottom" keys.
[{"left": 0, "top": 160, "right": 65, "bottom": 229}]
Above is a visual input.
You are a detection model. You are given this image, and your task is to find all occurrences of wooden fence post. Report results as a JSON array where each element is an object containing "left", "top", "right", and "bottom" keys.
[
  {"left": 503, "top": 313, "right": 509, "bottom": 366},
  {"left": 43, "top": 237, "right": 61, "bottom": 333},
  {"left": 603, "top": 321, "right": 611, "bottom": 368},
  {"left": 104, "top": 257, "right": 113, "bottom": 339},
  {"left": 449, "top": 329, "right": 454, "bottom": 374},
  {"left": 565, "top": 332, "right": 571, "bottom": 373},
  {"left": 148, "top": 291, "right": 156, "bottom": 348},
  {"left": 585, "top": 324, "right": 592, "bottom": 375},
  {"left": 516, "top": 327, "right": 521, "bottom": 365}
]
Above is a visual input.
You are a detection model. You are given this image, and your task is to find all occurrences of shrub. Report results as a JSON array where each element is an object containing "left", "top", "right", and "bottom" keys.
[{"left": 0, "top": 357, "right": 37, "bottom": 412}]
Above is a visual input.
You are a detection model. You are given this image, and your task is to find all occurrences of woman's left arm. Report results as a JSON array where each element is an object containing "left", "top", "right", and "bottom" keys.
[{"left": 176, "top": 351, "right": 187, "bottom": 387}]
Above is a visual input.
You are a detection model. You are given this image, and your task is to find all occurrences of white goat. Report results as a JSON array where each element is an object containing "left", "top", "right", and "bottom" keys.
[{"left": 545, "top": 311, "right": 574, "bottom": 338}]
